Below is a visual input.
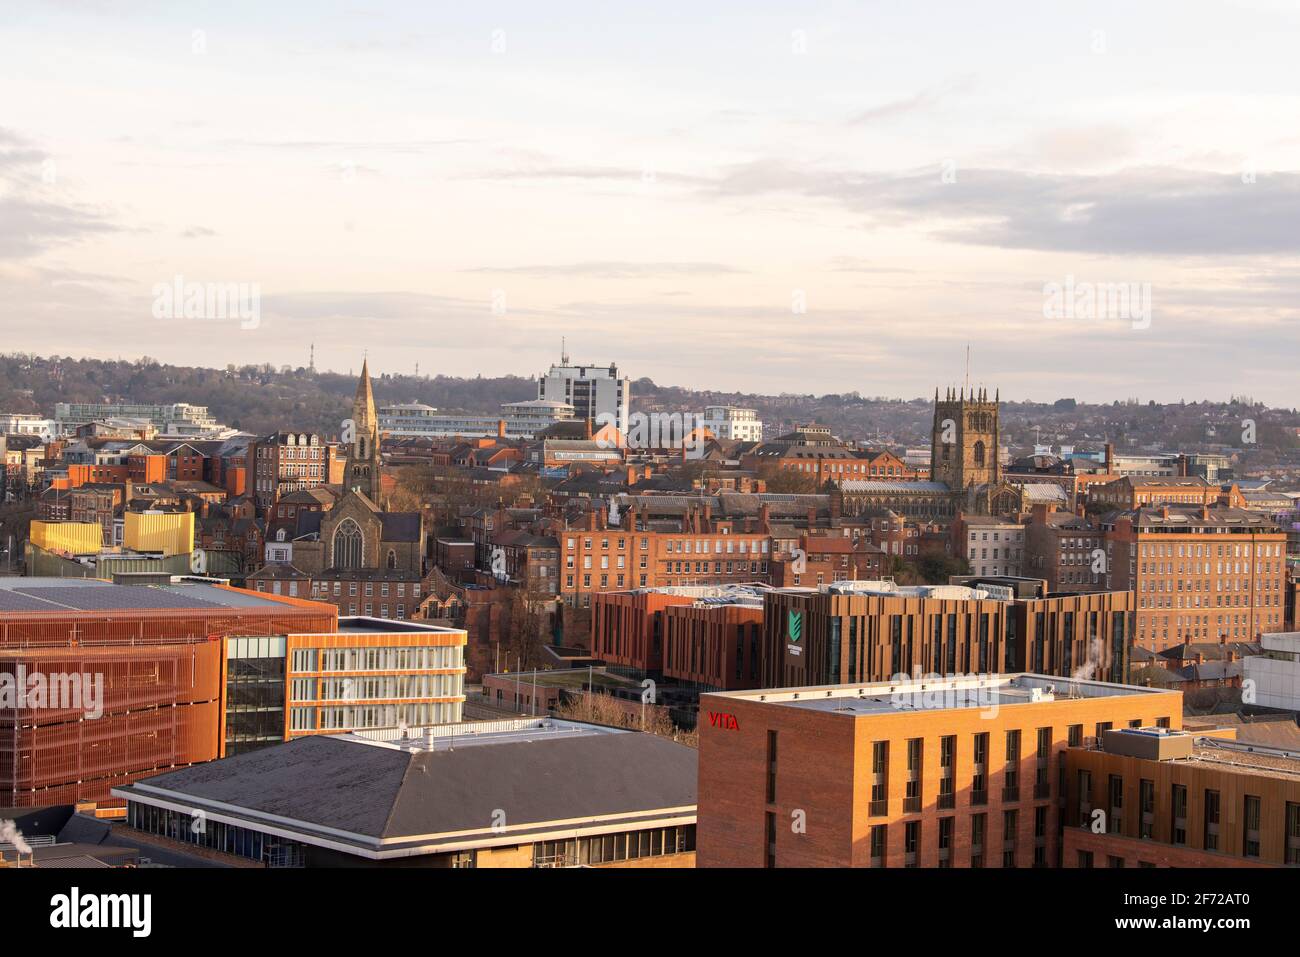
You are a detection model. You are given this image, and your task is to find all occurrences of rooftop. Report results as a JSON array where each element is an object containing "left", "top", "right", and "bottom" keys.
[
  {"left": 329, "top": 616, "right": 464, "bottom": 636},
  {"left": 0, "top": 577, "right": 302, "bottom": 613},
  {"left": 113, "top": 718, "right": 696, "bottom": 858},
  {"left": 1091, "top": 728, "right": 1300, "bottom": 780},
  {"left": 706, "top": 673, "right": 1175, "bottom": 716}
]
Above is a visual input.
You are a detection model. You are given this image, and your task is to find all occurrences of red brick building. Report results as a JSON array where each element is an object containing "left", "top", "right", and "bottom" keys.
[
  {"left": 696, "top": 674, "right": 1181, "bottom": 867},
  {"left": 1102, "top": 506, "right": 1287, "bottom": 650}
]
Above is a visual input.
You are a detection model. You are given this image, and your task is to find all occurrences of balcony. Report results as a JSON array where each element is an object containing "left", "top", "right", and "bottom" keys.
[
  {"left": 970, "top": 789, "right": 988, "bottom": 806},
  {"left": 903, "top": 796, "right": 921, "bottom": 813},
  {"left": 1002, "top": 785, "right": 1020, "bottom": 803},
  {"left": 869, "top": 800, "right": 888, "bottom": 816},
  {"left": 937, "top": 792, "right": 956, "bottom": 810}
]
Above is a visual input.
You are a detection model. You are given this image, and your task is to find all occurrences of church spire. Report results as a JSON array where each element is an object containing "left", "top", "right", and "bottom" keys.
[{"left": 345, "top": 357, "right": 382, "bottom": 503}]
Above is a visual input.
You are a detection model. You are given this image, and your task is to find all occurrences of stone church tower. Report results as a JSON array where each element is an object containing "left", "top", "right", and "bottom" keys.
[
  {"left": 930, "top": 386, "right": 1001, "bottom": 489},
  {"left": 344, "top": 358, "right": 382, "bottom": 503}
]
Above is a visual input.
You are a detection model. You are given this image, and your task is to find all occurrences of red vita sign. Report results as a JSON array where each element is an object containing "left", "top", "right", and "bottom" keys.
[{"left": 707, "top": 711, "right": 740, "bottom": 730}]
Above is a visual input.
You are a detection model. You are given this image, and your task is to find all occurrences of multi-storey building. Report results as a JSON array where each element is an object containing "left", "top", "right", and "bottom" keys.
[
  {"left": 700, "top": 406, "right": 763, "bottom": 442},
  {"left": 537, "top": 353, "right": 630, "bottom": 434},
  {"left": 954, "top": 515, "right": 1025, "bottom": 578},
  {"left": 1102, "top": 506, "right": 1287, "bottom": 650},
  {"left": 1, "top": 579, "right": 467, "bottom": 806},
  {"left": 767, "top": 533, "right": 885, "bottom": 587},
  {"left": 591, "top": 584, "right": 767, "bottom": 686},
  {"left": 54, "top": 401, "right": 221, "bottom": 435},
  {"left": 1064, "top": 727, "right": 1300, "bottom": 867},
  {"left": 696, "top": 673, "right": 1181, "bottom": 867},
  {"left": 1242, "top": 630, "right": 1300, "bottom": 710},
  {"left": 1089, "top": 475, "right": 1226, "bottom": 511},
  {"left": 762, "top": 579, "right": 1135, "bottom": 688},
  {"left": 1023, "top": 505, "right": 1107, "bottom": 592},
  {"left": 222, "top": 616, "right": 466, "bottom": 755},
  {"left": 306, "top": 568, "right": 427, "bottom": 620},
  {"left": 378, "top": 400, "right": 575, "bottom": 440},
  {"left": 250, "top": 431, "right": 338, "bottom": 510},
  {"left": 0, "top": 578, "right": 335, "bottom": 807},
  {"left": 559, "top": 505, "right": 771, "bottom": 608}
]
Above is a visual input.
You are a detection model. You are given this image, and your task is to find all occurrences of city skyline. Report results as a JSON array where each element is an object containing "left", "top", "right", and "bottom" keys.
[{"left": 2, "top": 1, "right": 1299, "bottom": 404}]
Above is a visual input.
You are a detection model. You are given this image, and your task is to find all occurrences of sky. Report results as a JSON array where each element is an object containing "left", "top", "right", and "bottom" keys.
[{"left": 2, "top": 0, "right": 1299, "bottom": 405}]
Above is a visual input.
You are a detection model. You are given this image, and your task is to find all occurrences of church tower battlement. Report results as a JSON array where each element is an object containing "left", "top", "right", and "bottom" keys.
[{"left": 931, "top": 385, "right": 1001, "bottom": 489}]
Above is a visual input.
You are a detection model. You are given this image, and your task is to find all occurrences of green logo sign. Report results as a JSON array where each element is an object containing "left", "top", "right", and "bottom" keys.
[{"left": 787, "top": 609, "right": 803, "bottom": 643}]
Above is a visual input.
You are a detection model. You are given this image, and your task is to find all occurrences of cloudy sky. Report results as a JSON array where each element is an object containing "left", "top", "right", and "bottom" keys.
[{"left": 2, "top": 0, "right": 1299, "bottom": 404}]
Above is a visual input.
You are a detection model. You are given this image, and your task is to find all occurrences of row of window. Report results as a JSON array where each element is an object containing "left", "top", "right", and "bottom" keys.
[
  {"left": 290, "top": 674, "right": 462, "bottom": 702},
  {"left": 290, "top": 701, "right": 462, "bottom": 730},
  {"left": 290, "top": 645, "right": 461, "bottom": 673}
]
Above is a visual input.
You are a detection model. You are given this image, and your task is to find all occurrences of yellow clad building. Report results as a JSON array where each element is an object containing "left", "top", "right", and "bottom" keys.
[
  {"left": 29, "top": 521, "right": 104, "bottom": 556},
  {"left": 123, "top": 511, "right": 195, "bottom": 557}
]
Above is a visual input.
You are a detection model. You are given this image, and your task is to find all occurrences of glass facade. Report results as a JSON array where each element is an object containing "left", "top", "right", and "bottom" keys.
[
  {"left": 224, "top": 636, "right": 288, "bottom": 756},
  {"left": 128, "top": 802, "right": 305, "bottom": 867},
  {"left": 532, "top": 824, "right": 695, "bottom": 867}
]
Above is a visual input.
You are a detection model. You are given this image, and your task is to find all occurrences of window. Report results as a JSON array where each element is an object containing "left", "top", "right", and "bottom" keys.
[
  {"left": 869, "top": 825, "right": 887, "bottom": 868},
  {"left": 1243, "top": 795, "right": 1260, "bottom": 859},
  {"left": 904, "top": 821, "right": 920, "bottom": 868},
  {"left": 1172, "top": 784, "right": 1187, "bottom": 846},
  {"left": 766, "top": 731, "right": 778, "bottom": 804},
  {"left": 1286, "top": 803, "right": 1300, "bottom": 865},
  {"left": 870, "top": 741, "right": 889, "bottom": 815},
  {"left": 1004, "top": 730, "right": 1021, "bottom": 800},
  {"left": 1002, "top": 809, "right": 1018, "bottom": 867},
  {"left": 1203, "top": 789, "right": 1220, "bottom": 852},
  {"left": 970, "top": 813, "right": 986, "bottom": 868},
  {"left": 938, "top": 817, "right": 954, "bottom": 867},
  {"left": 332, "top": 518, "right": 363, "bottom": 568}
]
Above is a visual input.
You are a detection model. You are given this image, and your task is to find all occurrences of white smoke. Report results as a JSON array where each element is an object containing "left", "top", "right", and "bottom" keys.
[
  {"left": 1071, "top": 637, "right": 1105, "bottom": 682},
  {"left": 0, "top": 819, "right": 32, "bottom": 856}
]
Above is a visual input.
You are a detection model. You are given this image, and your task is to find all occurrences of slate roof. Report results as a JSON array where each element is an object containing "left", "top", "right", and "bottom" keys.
[
  {"left": 120, "top": 726, "right": 697, "bottom": 850},
  {"left": 379, "top": 512, "right": 421, "bottom": 542}
]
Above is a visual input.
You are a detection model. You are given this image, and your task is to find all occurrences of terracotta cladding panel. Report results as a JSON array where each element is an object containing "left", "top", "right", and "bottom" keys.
[
  {"left": 0, "top": 641, "right": 222, "bottom": 723},
  {"left": 1064, "top": 746, "right": 1300, "bottom": 865},
  {"left": 2, "top": 700, "right": 221, "bottom": 804}
]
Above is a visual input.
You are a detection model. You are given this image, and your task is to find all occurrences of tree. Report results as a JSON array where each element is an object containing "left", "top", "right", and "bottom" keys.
[{"left": 755, "top": 462, "right": 820, "bottom": 494}]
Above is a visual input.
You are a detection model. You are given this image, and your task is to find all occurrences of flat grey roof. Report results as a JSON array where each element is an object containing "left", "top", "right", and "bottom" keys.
[
  {"left": 707, "top": 673, "right": 1176, "bottom": 716},
  {"left": 0, "top": 578, "right": 293, "bottom": 612}
]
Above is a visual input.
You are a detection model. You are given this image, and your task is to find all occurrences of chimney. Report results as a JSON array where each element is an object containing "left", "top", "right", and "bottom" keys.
[
  {"left": 587, "top": 509, "right": 597, "bottom": 531},
  {"left": 584, "top": 418, "right": 593, "bottom": 440},
  {"left": 702, "top": 502, "right": 712, "bottom": 528},
  {"left": 497, "top": 419, "right": 507, "bottom": 439},
  {"left": 807, "top": 506, "right": 817, "bottom": 529},
  {"left": 759, "top": 503, "right": 771, "bottom": 531},
  {"left": 626, "top": 467, "right": 637, "bottom": 487},
  {"left": 1104, "top": 442, "right": 1114, "bottom": 473},
  {"left": 1031, "top": 503, "right": 1049, "bottom": 524}
]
